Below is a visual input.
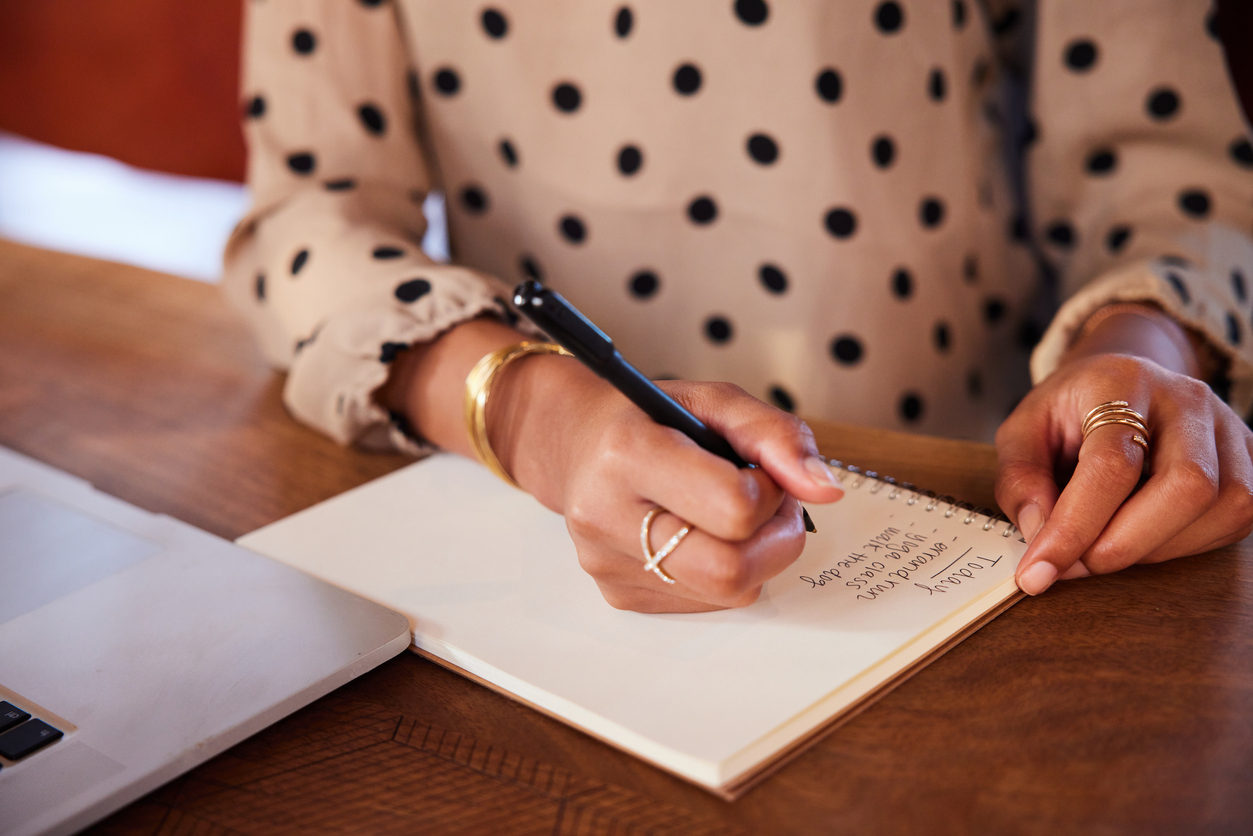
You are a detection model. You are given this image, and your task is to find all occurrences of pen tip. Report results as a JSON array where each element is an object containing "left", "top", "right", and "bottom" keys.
[{"left": 802, "top": 507, "right": 816, "bottom": 534}]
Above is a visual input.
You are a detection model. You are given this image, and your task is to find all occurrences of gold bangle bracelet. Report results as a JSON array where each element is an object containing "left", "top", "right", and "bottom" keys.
[{"left": 464, "top": 341, "right": 572, "bottom": 489}]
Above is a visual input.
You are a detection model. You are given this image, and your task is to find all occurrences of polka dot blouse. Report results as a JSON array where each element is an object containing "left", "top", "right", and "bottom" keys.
[{"left": 224, "top": 0, "right": 1253, "bottom": 453}]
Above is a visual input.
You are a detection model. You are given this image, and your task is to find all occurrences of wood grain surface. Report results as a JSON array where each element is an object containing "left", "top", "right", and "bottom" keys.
[{"left": 2, "top": 238, "right": 1250, "bottom": 835}]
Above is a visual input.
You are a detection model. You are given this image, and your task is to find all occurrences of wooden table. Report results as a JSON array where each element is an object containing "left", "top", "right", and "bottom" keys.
[{"left": 2, "top": 238, "right": 1250, "bottom": 835}]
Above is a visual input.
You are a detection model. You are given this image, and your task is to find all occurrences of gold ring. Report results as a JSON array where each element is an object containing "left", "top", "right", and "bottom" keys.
[
  {"left": 640, "top": 507, "right": 690, "bottom": 585},
  {"left": 1081, "top": 400, "right": 1149, "bottom": 455}
]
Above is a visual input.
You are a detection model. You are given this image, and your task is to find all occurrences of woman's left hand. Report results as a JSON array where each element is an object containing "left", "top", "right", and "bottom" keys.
[{"left": 994, "top": 307, "right": 1253, "bottom": 596}]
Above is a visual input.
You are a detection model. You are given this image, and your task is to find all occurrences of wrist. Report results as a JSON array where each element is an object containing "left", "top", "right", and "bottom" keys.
[
  {"left": 485, "top": 351, "right": 601, "bottom": 509},
  {"left": 1064, "top": 303, "right": 1202, "bottom": 378}
]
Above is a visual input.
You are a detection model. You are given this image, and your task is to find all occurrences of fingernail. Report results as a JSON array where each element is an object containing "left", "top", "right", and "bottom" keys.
[
  {"left": 1018, "top": 562, "right": 1058, "bottom": 596},
  {"left": 804, "top": 456, "right": 844, "bottom": 490},
  {"left": 1018, "top": 503, "right": 1045, "bottom": 544},
  {"left": 1060, "top": 561, "right": 1091, "bottom": 580}
]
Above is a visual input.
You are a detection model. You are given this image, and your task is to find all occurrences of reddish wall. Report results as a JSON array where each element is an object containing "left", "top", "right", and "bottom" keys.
[{"left": 0, "top": 1, "right": 245, "bottom": 182}]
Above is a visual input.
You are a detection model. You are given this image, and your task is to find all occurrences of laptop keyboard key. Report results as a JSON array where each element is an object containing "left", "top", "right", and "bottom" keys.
[
  {"left": 0, "top": 701, "right": 30, "bottom": 733},
  {"left": 0, "top": 718, "right": 63, "bottom": 759}
]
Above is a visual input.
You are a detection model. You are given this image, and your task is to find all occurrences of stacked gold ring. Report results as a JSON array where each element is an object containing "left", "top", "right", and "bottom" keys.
[{"left": 1081, "top": 400, "right": 1149, "bottom": 452}]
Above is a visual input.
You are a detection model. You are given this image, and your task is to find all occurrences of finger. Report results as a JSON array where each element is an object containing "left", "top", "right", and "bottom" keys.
[
  {"left": 666, "top": 381, "right": 845, "bottom": 503},
  {"left": 1135, "top": 415, "right": 1253, "bottom": 563},
  {"left": 994, "top": 395, "right": 1062, "bottom": 546},
  {"left": 579, "top": 498, "right": 806, "bottom": 608},
  {"left": 1077, "top": 396, "right": 1219, "bottom": 574},
  {"left": 614, "top": 414, "right": 790, "bottom": 542},
  {"left": 1014, "top": 420, "right": 1145, "bottom": 595}
]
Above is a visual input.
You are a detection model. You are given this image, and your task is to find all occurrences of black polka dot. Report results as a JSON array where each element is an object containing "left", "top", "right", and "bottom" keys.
[
  {"left": 1227, "top": 311, "right": 1242, "bottom": 345},
  {"left": 499, "top": 138, "right": 518, "bottom": 167},
  {"left": 928, "top": 68, "right": 946, "bottom": 101},
  {"left": 1016, "top": 319, "right": 1043, "bottom": 352},
  {"left": 963, "top": 255, "right": 978, "bottom": 283},
  {"left": 460, "top": 185, "right": 489, "bottom": 214},
  {"left": 1160, "top": 254, "right": 1191, "bottom": 268},
  {"left": 372, "top": 246, "right": 404, "bottom": 260},
  {"left": 688, "top": 196, "right": 718, "bottom": 224},
  {"left": 1106, "top": 225, "right": 1132, "bottom": 253},
  {"left": 1178, "top": 188, "right": 1212, "bottom": 218},
  {"left": 615, "top": 6, "right": 633, "bottom": 38},
  {"left": 1232, "top": 268, "right": 1247, "bottom": 303},
  {"left": 379, "top": 342, "right": 408, "bottom": 363},
  {"left": 992, "top": 7, "right": 1020, "bottom": 36},
  {"left": 760, "top": 264, "right": 788, "bottom": 294},
  {"left": 291, "top": 249, "right": 310, "bottom": 275},
  {"left": 815, "top": 68, "right": 843, "bottom": 103},
  {"left": 874, "top": 1, "right": 904, "bottom": 33},
  {"left": 358, "top": 0, "right": 385, "bottom": 7},
  {"left": 481, "top": 8, "right": 508, "bottom": 38},
  {"left": 357, "top": 103, "right": 386, "bottom": 136},
  {"left": 254, "top": 273, "right": 266, "bottom": 301},
  {"left": 1046, "top": 221, "right": 1076, "bottom": 248},
  {"left": 1010, "top": 214, "right": 1029, "bottom": 242},
  {"left": 735, "top": 0, "right": 769, "bottom": 25},
  {"left": 825, "top": 207, "right": 857, "bottom": 239},
  {"left": 434, "top": 68, "right": 461, "bottom": 96},
  {"left": 395, "top": 278, "right": 432, "bottom": 303},
  {"left": 292, "top": 29, "right": 316, "bottom": 54},
  {"left": 705, "top": 316, "right": 733, "bottom": 344},
  {"left": 1146, "top": 88, "right": 1181, "bottom": 120},
  {"left": 519, "top": 255, "right": 543, "bottom": 280},
  {"left": 967, "top": 369, "right": 983, "bottom": 398},
  {"left": 747, "top": 133, "right": 779, "bottom": 164},
  {"left": 952, "top": 0, "right": 967, "bottom": 29},
  {"left": 407, "top": 69, "right": 421, "bottom": 100},
  {"left": 830, "top": 335, "right": 864, "bottom": 365},
  {"left": 891, "top": 267, "right": 913, "bottom": 299},
  {"left": 872, "top": 135, "right": 895, "bottom": 168},
  {"left": 1207, "top": 8, "right": 1221, "bottom": 40},
  {"left": 286, "top": 152, "right": 316, "bottom": 175},
  {"left": 629, "top": 270, "right": 659, "bottom": 299},
  {"left": 919, "top": 197, "right": 945, "bottom": 228},
  {"left": 244, "top": 95, "right": 265, "bottom": 119},
  {"left": 1085, "top": 148, "right": 1116, "bottom": 175},
  {"left": 552, "top": 83, "right": 582, "bottom": 113},
  {"left": 1230, "top": 138, "right": 1253, "bottom": 168},
  {"left": 933, "top": 321, "right": 951, "bottom": 352},
  {"left": 769, "top": 385, "right": 795, "bottom": 412},
  {"left": 1064, "top": 39, "right": 1098, "bottom": 71},
  {"left": 984, "top": 297, "right": 1007, "bottom": 324},
  {"left": 899, "top": 392, "right": 924, "bottom": 423},
  {"left": 324, "top": 178, "right": 356, "bottom": 191},
  {"left": 617, "top": 145, "right": 643, "bottom": 175},
  {"left": 673, "top": 64, "right": 702, "bottom": 95},
  {"left": 559, "top": 215, "right": 587, "bottom": 244},
  {"left": 1165, "top": 271, "right": 1191, "bottom": 304}
]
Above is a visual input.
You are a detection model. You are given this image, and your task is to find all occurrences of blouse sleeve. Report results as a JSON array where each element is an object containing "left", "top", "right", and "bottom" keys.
[
  {"left": 222, "top": 0, "right": 517, "bottom": 453},
  {"left": 1023, "top": 0, "right": 1253, "bottom": 413}
]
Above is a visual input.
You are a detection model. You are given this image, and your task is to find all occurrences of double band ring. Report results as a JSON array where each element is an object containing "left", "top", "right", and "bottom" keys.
[
  {"left": 1081, "top": 400, "right": 1149, "bottom": 453},
  {"left": 640, "top": 507, "right": 691, "bottom": 585}
]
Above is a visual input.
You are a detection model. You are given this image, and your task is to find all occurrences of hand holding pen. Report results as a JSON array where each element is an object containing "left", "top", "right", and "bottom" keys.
[{"left": 512, "top": 281, "right": 843, "bottom": 609}]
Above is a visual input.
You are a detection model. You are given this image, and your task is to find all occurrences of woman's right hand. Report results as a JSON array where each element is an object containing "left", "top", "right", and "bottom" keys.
[
  {"left": 379, "top": 317, "right": 845, "bottom": 613},
  {"left": 488, "top": 349, "right": 846, "bottom": 613}
]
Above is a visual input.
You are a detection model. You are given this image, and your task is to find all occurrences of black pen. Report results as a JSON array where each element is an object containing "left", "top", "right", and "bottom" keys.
[{"left": 512, "top": 280, "right": 816, "bottom": 534}]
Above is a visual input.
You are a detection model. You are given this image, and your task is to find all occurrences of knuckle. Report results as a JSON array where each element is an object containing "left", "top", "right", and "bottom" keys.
[
  {"left": 1084, "top": 537, "right": 1135, "bottom": 575},
  {"left": 1164, "top": 461, "right": 1219, "bottom": 507},
  {"left": 708, "top": 476, "right": 764, "bottom": 540},
  {"left": 564, "top": 497, "right": 603, "bottom": 541},
  {"left": 702, "top": 551, "right": 753, "bottom": 599},
  {"left": 573, "top": 544, "right": 616, "bottom": 579}
]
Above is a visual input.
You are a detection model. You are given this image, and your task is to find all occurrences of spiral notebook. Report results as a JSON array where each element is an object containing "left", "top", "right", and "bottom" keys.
[{"left": 239, "top": 454, "right": 1026, "bottom": 798}]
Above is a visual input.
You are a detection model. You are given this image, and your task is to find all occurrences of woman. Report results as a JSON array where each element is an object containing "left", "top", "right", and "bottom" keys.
[{"left": 226, "top": 0, "right": 1253, "bottom": 611}]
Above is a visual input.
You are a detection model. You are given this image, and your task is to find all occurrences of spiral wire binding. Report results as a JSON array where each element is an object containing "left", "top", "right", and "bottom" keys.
[{"left": 822, "top": 456, "right": 1019, "bottom": 538}]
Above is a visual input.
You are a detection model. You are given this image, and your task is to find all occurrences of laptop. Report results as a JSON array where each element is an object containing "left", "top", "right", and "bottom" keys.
[{"left": 0, "top": 446, "right": 411, "bottom": 836}]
